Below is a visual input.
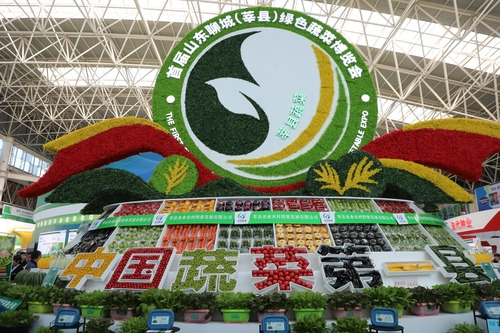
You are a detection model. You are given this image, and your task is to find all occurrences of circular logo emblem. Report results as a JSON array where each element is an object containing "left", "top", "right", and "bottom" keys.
[{"left": 153, "top": 7, "right": 377, "bottom": 189}]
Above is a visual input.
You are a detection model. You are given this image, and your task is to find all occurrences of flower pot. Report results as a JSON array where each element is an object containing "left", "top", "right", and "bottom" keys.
[
  {"left": 80, "top": 305, "right": 105, "bottom": 318},
  {"left": 410, "top": 303, "right": 439, "bottom": 316},
  {"left": 220, "top": 309, "right": 251, "bottom": 323},
  {"left": 28, "top": 301, "right": 53, "bottom": 313},
  {"left": 332, "top": 307, "right": 363, "bottom": 319},
  {"left": 184, "top": 309, "right": 211, "bottom": 323},
  {"left": 293, "top": 308, "right": 324, "bottom": 320},
  {"left": 257, "top": 309, "right": 286, "bottom": 323},
  {"left": 52, "top": 303, "right": 72, "bottom": 315},
  {"left": 441, "top": 301, "right": 471, "bottom": 313},
  {"left": 110, "top": 307, "right": 134, "bottom": 321}
]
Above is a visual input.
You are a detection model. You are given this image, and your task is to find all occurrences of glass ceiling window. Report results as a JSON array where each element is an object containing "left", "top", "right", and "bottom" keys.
[{"left": 37, "top": 66, "right": 157, "bottom": 87}]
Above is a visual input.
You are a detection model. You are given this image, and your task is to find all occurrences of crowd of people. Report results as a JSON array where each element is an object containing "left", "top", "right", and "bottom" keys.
[{"left": 9, "top": 250, "right": 42, "bottom": 281}]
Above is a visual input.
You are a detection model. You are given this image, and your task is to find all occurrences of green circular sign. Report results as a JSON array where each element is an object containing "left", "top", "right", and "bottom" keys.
[{"left": 153, "top": 7, "right": 378, "bottom": 189}]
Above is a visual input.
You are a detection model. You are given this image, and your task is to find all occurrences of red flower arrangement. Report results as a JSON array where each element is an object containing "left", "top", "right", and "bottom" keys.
[
  {"left": 361, "top": 128, "right": 500, "bottom": 182},
  {"left": 18, "top": 124, "right": 220, "bottom": 198}
]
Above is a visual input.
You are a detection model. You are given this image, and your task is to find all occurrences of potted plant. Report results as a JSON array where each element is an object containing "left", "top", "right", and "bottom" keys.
[
  {"left": 290, "top": 314, "right": 331, "bottom": 333},
  {"left": 289, "top": 290, "right": 327, "bottom": 320},
  {"left": 251, "top": 292, "right": 289, "bottom": 322},
  {"left": 105, "top": 290, "right": 139, "bottom": 321},
  {"left": 215, "top": 292, "right": 255, "bottom": 323},
  {"left": 0, "top": 309, "right": 38, "bottom": 333},
  {"left": 446, "top": 322, "right": 484, "bottom": 333},
  {"left": 363, "top": 286, "right": 413, "bottom": 317},
  {"left": 331, "top": 316, "right": 369, "bottom": 333},
  {"left": 327, "top": 289, "right": 366, "bottom": 319},
  {"left": 116, "top": 316, "right": 148, "bottom": 333},
  {"left": 470, "top": 282, "right": 500, "bottom": 310},
  {"left": 51, "top": 288, "right": 83, "bottom": 314},
  {"left": 179, "top": 292, "right": 217, "bottom": 323},
  {"left": 433, "top": 282, "right": 478, "bottom": 313},
  {"left": 84, "top": 318, "right": 114, "bottom": 333},
  {"left": 137, "top": 288, "right": 182, "bottom": 319},
  {"left": 408, "top": 286, "right": 443, "bottom": 316},
  {"left": 75, "top": 290, "right": 110, "bottom": 318},
  {"left": 27, "top": 285, "right": 61, "bottom": 313}
]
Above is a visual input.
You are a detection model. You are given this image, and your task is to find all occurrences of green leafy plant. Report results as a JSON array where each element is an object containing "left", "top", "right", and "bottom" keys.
[
  {"left": 0, "top": 281, "right": 13, "bottom": 296},
  {"left": 433, "top": 282, "right": 478, "bottom": 308},
  {"left": 215, "top": 292, "right": 255, "bottom": 310},
  {"left": 27, "top": 285, "right": 62, "bottom": 305},
  {"left": 290, "top": 291, "right": 327, "bottom": 310},
  {"left": 470, "top": 282, "right": 500, "bottom": 301},
  {"left": 105, "top": 290, "right": 140, "bottom": 313},
  {"left": 37, "top": 326, "right": 61, "bottom": 333},
  {"left": 251, "top": 292, "right": 290, "bottom": 313},
  {"left": 327, "top": 290, "right": 367, "bottom": 310},
  {"left": 50, "top": 288, "right": 83, "bottom": 307},
  {"left": 75, "top": 290, "right": 110, "bottom": 307},
  {"left": 117, "top": 316, "right": 148, "bottom": 333},
  {"left": 0, "top": 309, "right": 38, "bottom": 328},
  {"left": 363, "top": 286, "right": 413, "bottom": 309},
  {"left": 85, "top": 318, "right": 114, "bottom": 333},
  {"left": 291, "top": 314, "right": 331, "bottom": 333},
  {"left": 409, "top": 286, "right": 444, "bottom": 307},
  {"left": 5, "top": 284, "right": 33, "bottom": 309},
  {"left": 446, "top": 322, "right": 484, "bottom": 333},
  {"left": 330, "top": 316, "right": 369, "bottom": 333},
  {"left": 179, "top": 292, "right": 217, "bottom": 318},
  {"left": 137, "top": 289, "right": 182, "bottom": 315}
]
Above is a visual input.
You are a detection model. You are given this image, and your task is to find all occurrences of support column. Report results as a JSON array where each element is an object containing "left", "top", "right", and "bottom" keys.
[{"left": 0, "top": 137, "right": 13, "bottom": 204}]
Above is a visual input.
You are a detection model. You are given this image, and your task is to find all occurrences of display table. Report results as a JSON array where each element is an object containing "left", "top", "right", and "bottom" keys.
[{"left": 31, "top": 312, "right": 476, "bottom": 333}]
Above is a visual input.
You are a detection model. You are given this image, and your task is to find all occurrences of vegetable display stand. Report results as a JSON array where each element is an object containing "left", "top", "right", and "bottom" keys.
[
  {"left": 410, "top": 303, "right": 439, "bottom": 316},
  {"left": 332, "top": 307, "right": 363, "bottom": 319},
  {"left": 442, "top": 301, "right": 471, "bottom": 314},
  {"left": 28, "top": 301, "right": 53, "bottom": 313},
  {"left": 110, "top": 307, "right": 134, "bottom": 321},
  {"left": 293, "top": 308, "right": 324, "bottom": 320},
  {"left": 81, "top": 305, "right": 105, "bottom": 318},
  {"left": 184, "top": 309, "right": 211, "bottom": 323},
  {"left": 220, "top": 309, "right": 251, "bottom": 323},
  {"left": 257, "top": 309, "right": 286, "bottom": 323}
]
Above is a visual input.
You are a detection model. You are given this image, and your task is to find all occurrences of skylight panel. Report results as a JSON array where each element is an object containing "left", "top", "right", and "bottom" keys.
[{"left": 37, "top": 66, "right": 158, "bottom": 87}]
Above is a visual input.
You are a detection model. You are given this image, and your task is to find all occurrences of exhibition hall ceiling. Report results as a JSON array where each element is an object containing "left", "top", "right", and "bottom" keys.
[{"left": 0, "top": 0, "right": 499, "bottom": 192}]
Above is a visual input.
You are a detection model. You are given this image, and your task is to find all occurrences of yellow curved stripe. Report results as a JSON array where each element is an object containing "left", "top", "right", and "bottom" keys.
[
  {"left": 43, "top": 117, "right": 170, "bottom": 153},
  {"left": 227, "top": 44, "right": 334, "bottom": 166},
  {"left": 403, "top": 119, "right": 500, "bottom": 140},
  {"left": 380, "top": 158, "right": 473, "bottom": 202}
]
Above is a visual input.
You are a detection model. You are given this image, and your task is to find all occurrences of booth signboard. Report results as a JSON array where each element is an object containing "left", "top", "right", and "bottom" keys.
[
  {"left": 0, "top": 235, "right": 16, "bottom": 281},
  {"left": 475, "top": 183, "right": 500, "bottom": 212},
  {"left": 1, "top": 204, "right": 34, "bottom": 224}
]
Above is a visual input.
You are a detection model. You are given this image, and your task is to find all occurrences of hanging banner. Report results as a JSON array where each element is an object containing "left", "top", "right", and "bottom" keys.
[{"left": 0, "top": 235, "right": 16, "bottom": 281}]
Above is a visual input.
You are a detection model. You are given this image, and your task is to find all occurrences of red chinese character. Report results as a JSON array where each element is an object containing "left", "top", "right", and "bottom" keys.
[
  {"left": 450, "top": 221, "right": 456, "bottom": 230},
  {"left": 466, "top": 218, "right": 473, "bottom": 228},
  {"left": 460, "top": 219, "right": 466, "bottom": 228},
  {"left": 105, "top": 248, "right": 173, "bottom": 290},
  {"left": 251, "top": 246, "right": 314, "bottom": 291}
]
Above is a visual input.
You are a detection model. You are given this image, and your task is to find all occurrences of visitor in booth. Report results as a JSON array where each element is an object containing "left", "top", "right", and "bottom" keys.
[
  {"left": 19, "top": 251, "right": 27, "bottom": 267},
  {"left": 10, "top": 255, "right": 23, "bottom": 281},
  {"left": 493, "top": 253, "right": 500, "bottom": 263},
  {"left": 24, "top": 250, "right": 41, "bottom": 270}
]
